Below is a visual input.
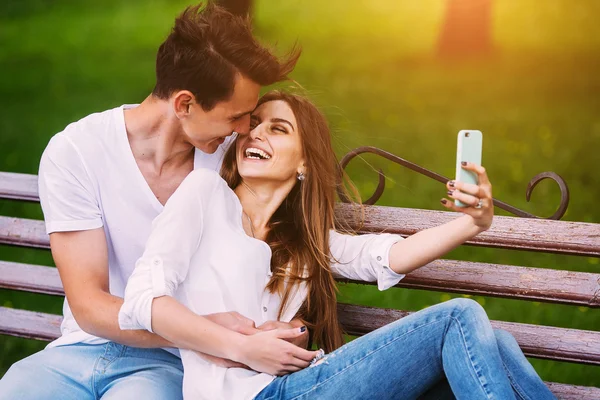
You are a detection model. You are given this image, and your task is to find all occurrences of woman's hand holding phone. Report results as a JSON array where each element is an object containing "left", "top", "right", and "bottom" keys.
[{"left": 440, "top": 162, "right": 494, "bottom": 231}]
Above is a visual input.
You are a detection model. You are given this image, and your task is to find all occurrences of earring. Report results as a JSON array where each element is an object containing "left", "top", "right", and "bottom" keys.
[{"left": 297, "top": 172, "right": 305, "bottom": 181}]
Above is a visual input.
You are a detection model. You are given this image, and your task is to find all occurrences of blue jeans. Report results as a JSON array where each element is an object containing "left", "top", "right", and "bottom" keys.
[
  {"left": 255, "top": 298, "right": 556, "bottom": 400},
  {"left": 0, "top": 342, "right": 183, "bottom": 400}
]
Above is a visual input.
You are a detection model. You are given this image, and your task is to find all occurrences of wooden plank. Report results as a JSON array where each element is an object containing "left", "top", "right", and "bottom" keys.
[
  {"left": 0, "top": 307, "right": 61, "bottom": 341},
  {"left": 0, "top": 172, "right": 38, "bottom": 202},
  {"left": 1, "top": 179, "right": 598, "bottom": 256},
  {"left": 0, "top": 216, "right": 49, "bottom": 248},
  {"left": 336, "top": 203, "right": 600, "bottom": 257},
  {"left": 0, "top": 262, "right": 63, "bottom": 296},
  {"left": 339, "top": 259, "right": 600, "bottom": 308},
  {"left": 546, "top": 382, "right": 600, "bottom": 400},
  {"left": 337, "top": 303, "right": 600, "bottom": 365},
  {"left": 0, "top": 308, "right": 598, "bottom": 400},
  {"left": 3, "top": 257, "right": 598, "bottom": 308}
]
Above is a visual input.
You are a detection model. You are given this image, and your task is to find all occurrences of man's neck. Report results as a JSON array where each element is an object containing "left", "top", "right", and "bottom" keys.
[{"left": 123, "top": 95, "right": 195, "bottom": 175}]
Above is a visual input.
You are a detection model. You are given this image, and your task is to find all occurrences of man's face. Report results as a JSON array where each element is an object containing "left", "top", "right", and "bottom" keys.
[{"left": 180, "top": 74, "right": 260, "bottom": 154}]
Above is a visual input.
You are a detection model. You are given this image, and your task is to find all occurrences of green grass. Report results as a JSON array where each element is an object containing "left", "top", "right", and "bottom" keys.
[{"left": 1, "top": 0, "right": 599, "bottom": 387}]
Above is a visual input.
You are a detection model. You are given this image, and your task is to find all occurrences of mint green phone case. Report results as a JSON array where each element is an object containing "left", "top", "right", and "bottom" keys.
[{"left": 455, "top": 130, "right": 483, "bottom": 207}]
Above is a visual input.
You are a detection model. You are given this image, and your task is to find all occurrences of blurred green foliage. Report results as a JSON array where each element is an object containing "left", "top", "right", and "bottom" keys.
[{"left": 1, "top": 0, "right": 598, "bottom": 387}]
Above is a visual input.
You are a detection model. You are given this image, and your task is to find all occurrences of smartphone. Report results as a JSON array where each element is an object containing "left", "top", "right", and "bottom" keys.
[{"left": 455, "top": 130, "right": 483, "bottom": 207}]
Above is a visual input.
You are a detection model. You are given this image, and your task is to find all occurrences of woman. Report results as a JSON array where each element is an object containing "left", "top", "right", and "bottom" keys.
[{"left": 119, "top": 91, "right": 555, "bottom": 399}]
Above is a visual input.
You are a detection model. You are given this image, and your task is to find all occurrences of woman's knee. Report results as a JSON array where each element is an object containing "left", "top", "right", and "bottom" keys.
[
  {"left": 444, "top": 297, "right": 486, "bottom": 317},
  {"left": 443, "top": 298, "right": 495, "bottom": 336}
]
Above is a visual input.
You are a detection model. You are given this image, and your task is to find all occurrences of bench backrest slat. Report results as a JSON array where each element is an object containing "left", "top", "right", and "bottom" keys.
[
  {"left": 337, "top": 303, "right": 600, "bottom": 365},
  {"left": 0, "top": 262, "right": 63, "bottom": 296},
  {"left": 3, "top": 210, "right": 600, "bottom": 258},
  {"left": 0, "top": 172, "right": 38, "bottom": 202},
  {"left": 0, "top": 217, "right": 48, "bottom": 248},
  {"left": 344, "top": 258, "right": 600, "bottom": 308},
  {"left": 4, "top": 303, "right": 599, "bottom": 367},
  {"left": 3, "top": 259, "right": 599, "bottom": 308},
  {"left": 0, "top": 307, "right": 62, "bottom": 341},
  {"left": 545, "top": 382, "right": 600, "bottom": 400},
  {"left": 337, "top": 204, "right": 600, "bottom": 256},
  {"left": 2, "top": 173, "right": 599, "bottom": 256}
]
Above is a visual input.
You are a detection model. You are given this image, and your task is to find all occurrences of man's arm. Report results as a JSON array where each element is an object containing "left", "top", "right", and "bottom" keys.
[{"left": 50, "top": 228, "right": 173, "bottom": 348}]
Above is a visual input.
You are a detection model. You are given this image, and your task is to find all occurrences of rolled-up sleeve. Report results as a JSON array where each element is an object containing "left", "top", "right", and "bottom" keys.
[
  {"left": 329, "top": 230, "right": 405, "bottom": 291},
  {"left": 118, "top": 169, "right": 219, "bottom": 332}
]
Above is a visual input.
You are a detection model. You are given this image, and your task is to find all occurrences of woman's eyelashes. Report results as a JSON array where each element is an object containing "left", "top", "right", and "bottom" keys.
[
  {"left": 272, "top": 125, "right": 288, "bottom": 134},
  {"left": 249, "top": 119, "right": 288, "bottom": 134}
]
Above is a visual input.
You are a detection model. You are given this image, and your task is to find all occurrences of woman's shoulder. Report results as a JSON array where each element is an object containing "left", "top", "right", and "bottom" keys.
[
  {"left": 184, "top": 168, "right": 228, "bottom": 191},
  {"left": 181, "top": 168, "right": 238, "bottom": 206}
]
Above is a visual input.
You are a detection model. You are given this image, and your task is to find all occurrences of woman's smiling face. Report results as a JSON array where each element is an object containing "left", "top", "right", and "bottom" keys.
[{"left": 236, "top": 100, "right": 305, "bottom": 184}]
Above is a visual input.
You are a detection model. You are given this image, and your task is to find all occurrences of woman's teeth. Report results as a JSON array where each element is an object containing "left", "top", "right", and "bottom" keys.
[{"left": 245, "top": 148, "right": 271, "bottom": 160}]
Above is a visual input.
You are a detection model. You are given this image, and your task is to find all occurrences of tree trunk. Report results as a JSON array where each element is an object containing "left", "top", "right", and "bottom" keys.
[
  {"left": 438, "top": 0, "right": 493, "bottom": 58},
  {"left": 216, "top": 0, "right": 252, "bottom": 17}
]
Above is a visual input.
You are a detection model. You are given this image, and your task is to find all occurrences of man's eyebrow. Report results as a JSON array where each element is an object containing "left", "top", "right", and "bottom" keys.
[
  {"left": 230, "top": 110, "right": 252, "bottom": 120},
  {"left": 271, "top": 118, "right": 294, "bottom": 130}
]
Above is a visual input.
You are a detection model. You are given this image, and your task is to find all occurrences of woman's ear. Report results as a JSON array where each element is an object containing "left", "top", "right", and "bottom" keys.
[
  {"left": 297, "top": 161, "right": 306, "bottom": 176},
  {"left": 172, "top": 90, "right": 195, "bottom": 119}
]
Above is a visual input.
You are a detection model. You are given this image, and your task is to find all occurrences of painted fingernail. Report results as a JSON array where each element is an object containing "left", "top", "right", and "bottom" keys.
[
  {"left": 447, "top": 190, "right": 453, "bottom": 196},
  {"left": 440, "top": 199, "right": 447, "bottom": 205},
  {"left": 448, "top": 180, "right": 455, "bottom": 187},
  {"left": 300, "top": 326, "right": 306, "bottom": 332},
  {"left": 461, "top": 161, "right": 467, "bottom": 166}
]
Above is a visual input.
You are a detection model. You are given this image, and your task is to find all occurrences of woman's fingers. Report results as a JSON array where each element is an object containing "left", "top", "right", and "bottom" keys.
[
  {"left": 447, "top": 189, "right": 481, "bottom": 207},
  {"left": 447, "top": 180, "right": 480, "bottom": 197},
  {"left": 283, "top": 354, "right": 311, "bottom": 369},
  {"left": 446, "top": 162, "right": 493, "bottom": 206},
  {"left": 276, "top": 365, "right": 304, "bottom": 376},
  {"left": 275, "top": 326, "right": 307, "bottom": 340},
  {"left": 441, "top": 163, "right": 494, "bottom": 230},
  {"left": 275, "top": 327, "right": 319, "bottom": 360},
  {"left": 440, "top": 198, "right": 478, "bottom": 215},
  {"left": 461, "top": 161, "right": 491, "bottom": 186}
]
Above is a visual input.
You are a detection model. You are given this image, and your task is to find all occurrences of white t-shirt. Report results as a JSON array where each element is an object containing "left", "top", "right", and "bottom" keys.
[
  {"left": 118, "top": 169, "right": 406, "bottom": 400},
  {"left": 38, "top": 105, "right": 234, "bottom": 351}
]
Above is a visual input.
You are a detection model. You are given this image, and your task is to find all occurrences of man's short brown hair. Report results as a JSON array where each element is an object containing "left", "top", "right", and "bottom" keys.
[{"left": 152, "top": 2, "right": 300, "bottom": 110}]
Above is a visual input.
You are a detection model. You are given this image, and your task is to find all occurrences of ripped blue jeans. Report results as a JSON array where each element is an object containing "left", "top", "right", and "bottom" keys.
[{"left": 254, "top": 298, "right": 556, "bottom": 400}]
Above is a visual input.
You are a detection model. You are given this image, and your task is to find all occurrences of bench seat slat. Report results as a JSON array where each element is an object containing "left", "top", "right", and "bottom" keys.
[
  {"left": 337, "top": 204, "right": 600, "bottom": 257},
  {"left": 0, "top": 172, "right": 38, "bottom": 202},
  {"left": 0, "top": 262, "right": 63, "bottom": 296},
  {"left": 1, "top": 307, "right": 598, "bottom": 399},
  {"left": 3, "top": 260, "right": 599, "bottom": 308},
  {"left": 337, "top": 303, "right": 600, "bottom": 366}
]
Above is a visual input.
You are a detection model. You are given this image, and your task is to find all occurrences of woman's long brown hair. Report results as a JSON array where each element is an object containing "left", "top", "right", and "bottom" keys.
[{"left": 220, "top": 90, "right": 359, "bottom": 353}]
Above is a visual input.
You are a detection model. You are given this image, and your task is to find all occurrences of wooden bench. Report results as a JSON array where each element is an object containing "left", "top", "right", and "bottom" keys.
[{"left": 1, "top": 166, "right": 600, "bottom": 399}]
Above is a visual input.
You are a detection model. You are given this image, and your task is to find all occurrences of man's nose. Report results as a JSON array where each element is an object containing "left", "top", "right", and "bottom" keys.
[{"left": 234, "top": 115, "right": 251, "bottom": 135}]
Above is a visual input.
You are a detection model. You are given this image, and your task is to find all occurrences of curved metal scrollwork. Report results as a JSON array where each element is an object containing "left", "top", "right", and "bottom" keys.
[{"left": 338, "top": 146, "right": 570, "bottom": 220}]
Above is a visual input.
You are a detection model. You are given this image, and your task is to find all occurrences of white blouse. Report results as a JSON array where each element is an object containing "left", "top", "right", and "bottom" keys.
[{"left": 119, "top": 169, "right": 405, "bottom": 400}]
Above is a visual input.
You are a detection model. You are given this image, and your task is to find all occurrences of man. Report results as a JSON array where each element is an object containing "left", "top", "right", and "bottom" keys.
[{"left": 0, "top": 3, "right": 303, "bottom": 399}]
